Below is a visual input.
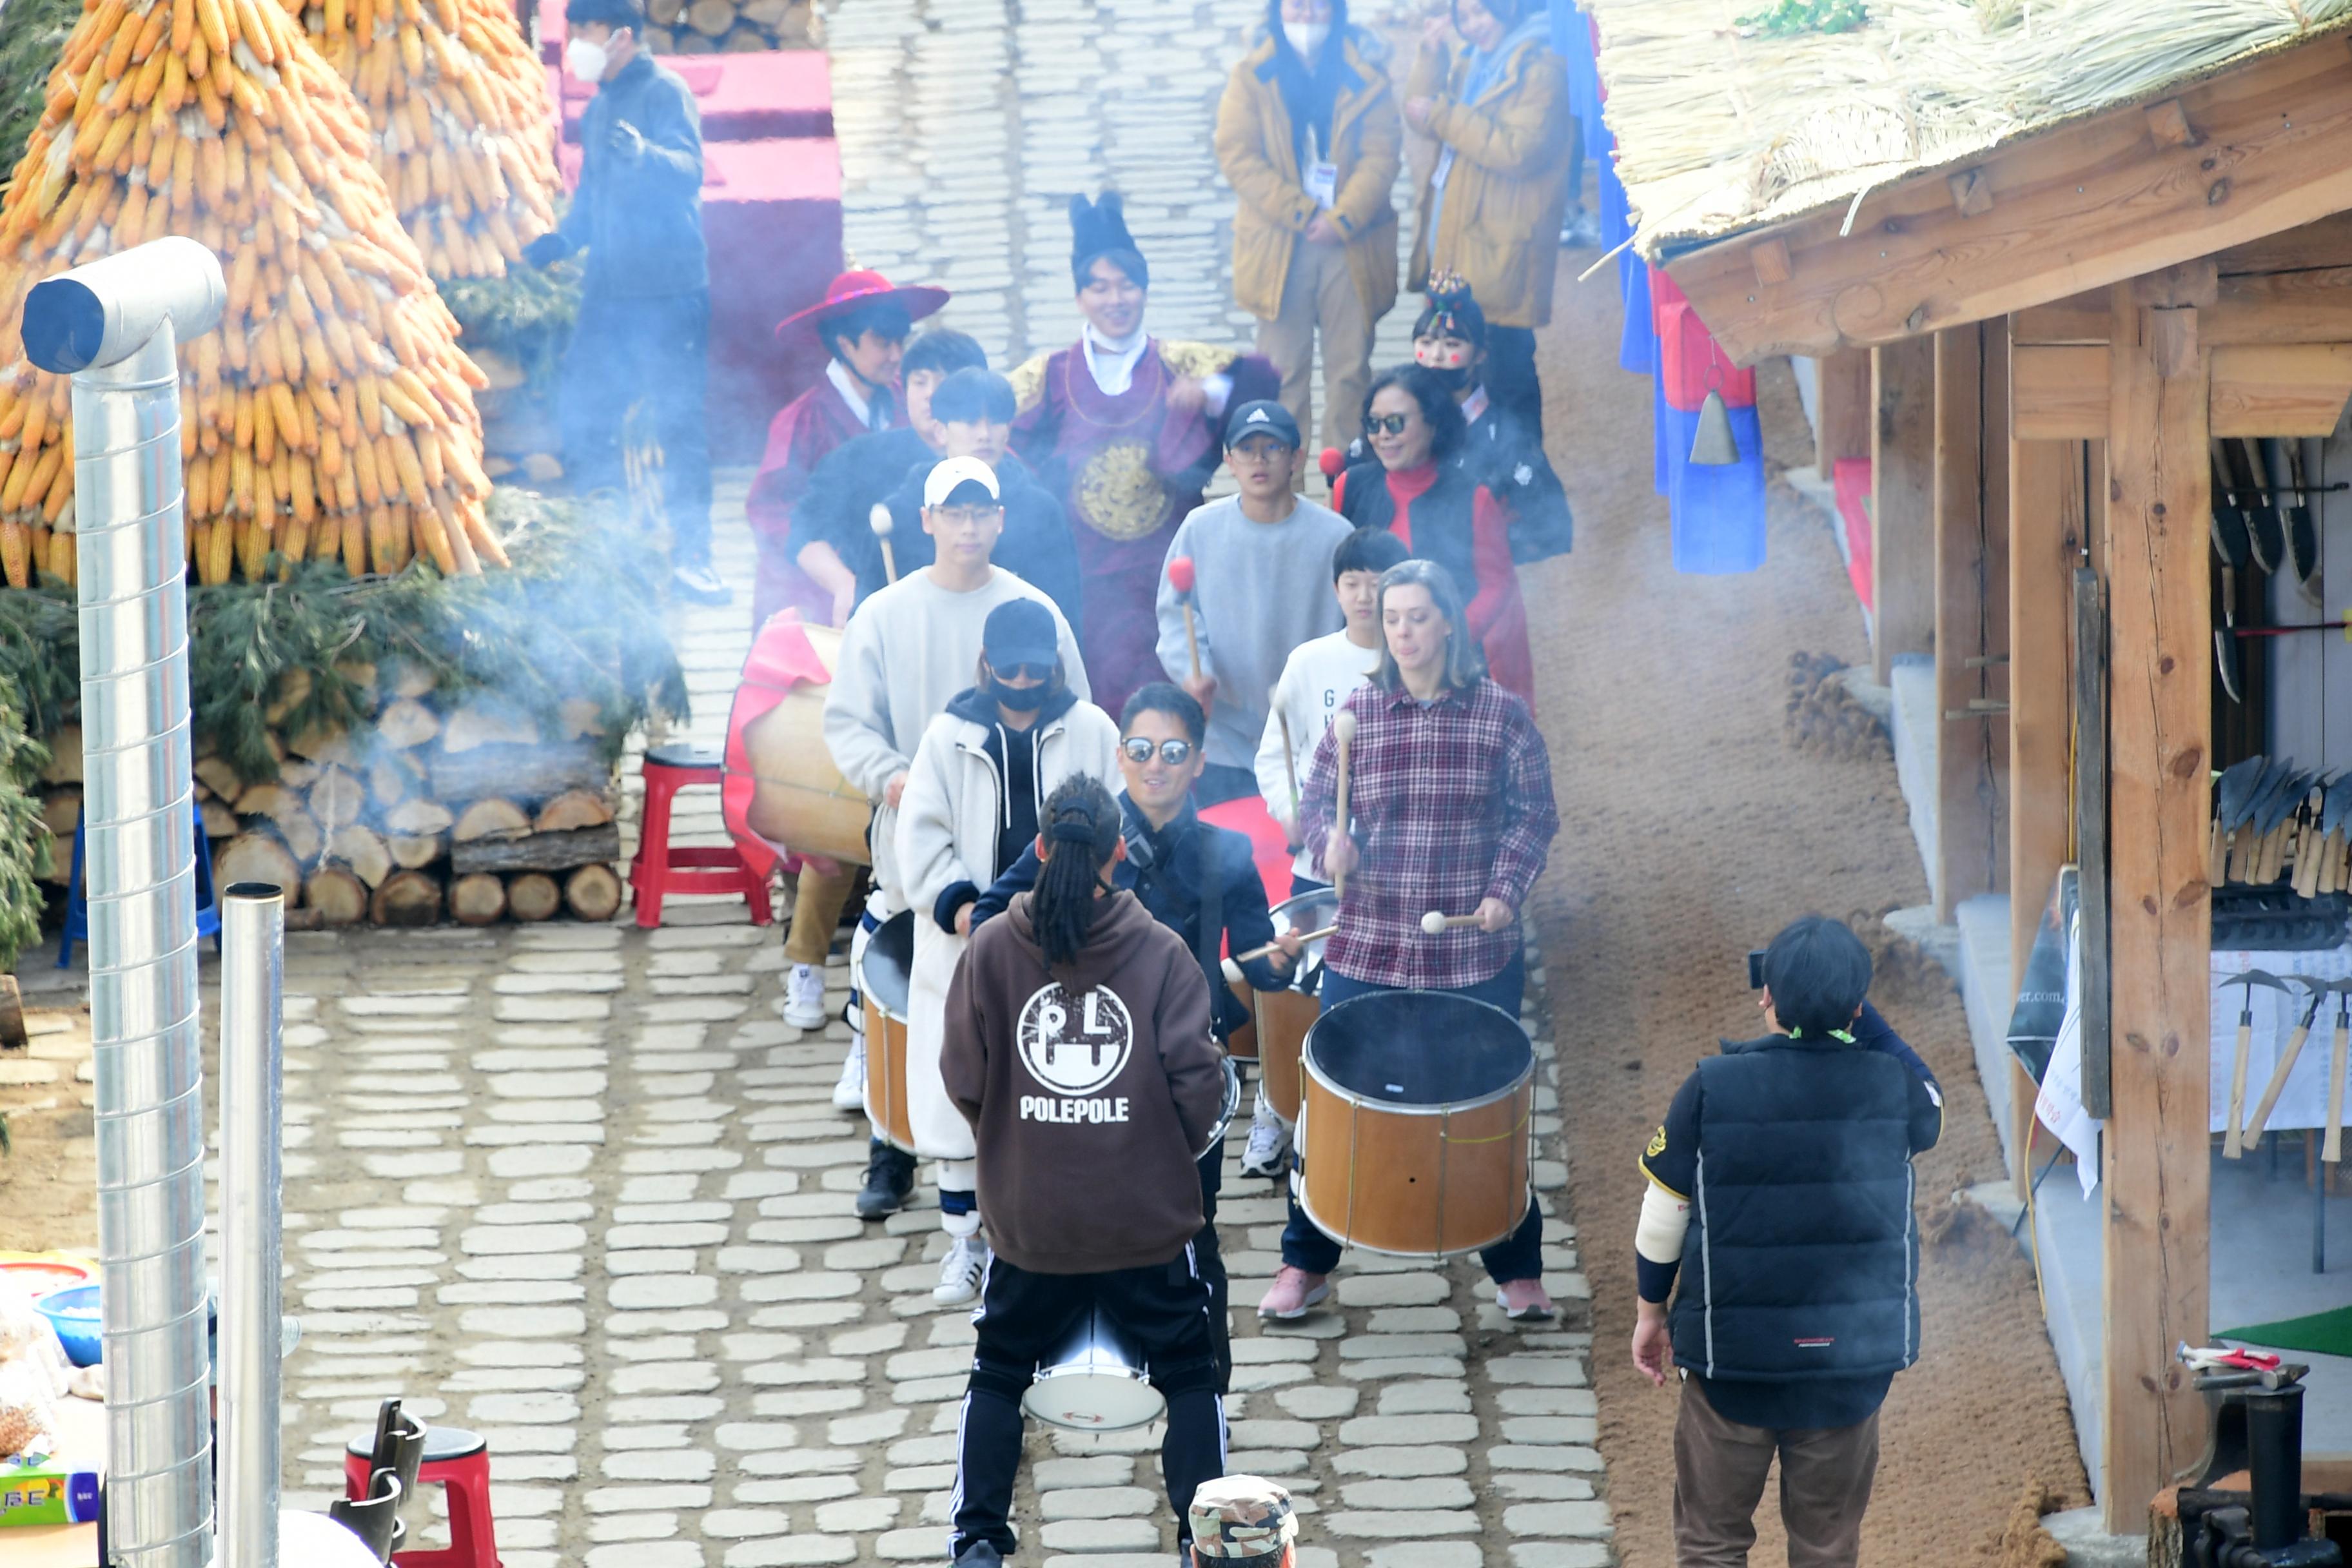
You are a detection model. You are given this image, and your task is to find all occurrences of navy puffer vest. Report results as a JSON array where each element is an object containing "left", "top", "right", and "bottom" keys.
[
  {"left": 1337, "top": 460, "right": 1484, "bottom": 607},
  {"left": 1669, "top": 1035, "right": 1921, "bottom": 1382}
]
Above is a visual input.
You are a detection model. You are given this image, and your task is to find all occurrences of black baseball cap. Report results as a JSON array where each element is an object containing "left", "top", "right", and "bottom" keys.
[
  {"left": 982, "top": 598, "right": 1059, "bottom": 670},
  {"left": 1224, "top": 400, "right": 1301, "bottom": 451}
]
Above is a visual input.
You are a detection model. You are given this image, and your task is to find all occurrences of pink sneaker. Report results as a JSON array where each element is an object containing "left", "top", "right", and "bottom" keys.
[
  {"left": 1496, "top": 1279, "right": 1555, "bottom": 1320},
  {"left": 1257, "top": 1266, "right": 1331, "bottom": 1320}
]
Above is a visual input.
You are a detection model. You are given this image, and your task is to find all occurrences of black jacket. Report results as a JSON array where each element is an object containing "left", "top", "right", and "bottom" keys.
[
  {"left": 1662, "top": 1030, "right": 1938, "bottom": 1382},
  {"left": 972, "top": 794, "right": 1284, "bottom": 1039},
  {"left": 555, "top": 55, "right": 707, "bottom": 297},
  {"left": 1337, "top": 458, "right": 1485, "bottom": 607},
  {"left": 794, "top": 427, "right": 939, "bottom": 606},
  {"left": 1341, "top": 398, "right": 1572, "bottom": 563},
  {"left": 880, "top": 455, "right": 1086, "bottom": 634}
]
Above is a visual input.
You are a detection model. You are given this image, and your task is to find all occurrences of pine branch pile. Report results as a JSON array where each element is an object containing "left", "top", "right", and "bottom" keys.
[
  {"left": 299, "top": 0, "right": 559, "bottom": 280},
  {"left": 0, "top": 0, "right": 504, "bottom": 592},
  {"left": 0, "top": 0, "right": 83, "bottom": 186}
]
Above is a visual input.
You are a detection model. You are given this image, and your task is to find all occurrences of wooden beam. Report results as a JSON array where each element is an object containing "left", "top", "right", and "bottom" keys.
[
  {"left": 1872, "top": 337, "right": 1938, "bottom": 684},
  {"left": 2014, "top": 291, "right": 2113, "bottom": 346},
  {"left": 1662, "top": 32, "right": 2352, "bottom": 362},
  {"left": 1812, "top": 346, "right": 1872, "bottom": 476},
  {"left": 2208, "top": 266, "right": 2352, "bottom": 344},
  {"left": 2101, "top": 285, "right": 2213, "bottom": 1531},
  {"left": 2014, "top": 345, "right": 2112, "bottom": 439},
  {"left": 1934, "top": 324, "right": 2010, "bottom": 919},
  {"left": 2215, "top": 210, "right": 2352, "bottom": 273},
  {"left": 2209, "top": 342, "right": 2352, "bottom": 433}
]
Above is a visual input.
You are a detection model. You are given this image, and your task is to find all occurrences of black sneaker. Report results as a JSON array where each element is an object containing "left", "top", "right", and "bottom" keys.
[
  {"left": 951, "top": 1545, "right": 1003, "bottom": 1568},
  {"left": 671, "top": 560, "right": 731, "bottom": 605},
  {"left": 856, "top": 1140, "right": 916, "bottom": 1220}
]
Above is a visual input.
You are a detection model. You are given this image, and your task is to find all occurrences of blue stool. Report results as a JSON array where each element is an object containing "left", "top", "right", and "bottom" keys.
[{"left": 59, "top": 802, "right": 220, "bottom": 967}]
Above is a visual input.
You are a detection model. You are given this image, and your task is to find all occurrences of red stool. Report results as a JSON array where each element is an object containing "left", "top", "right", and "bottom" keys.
[
  {"left": 631, "top": 741, "right": 775, "bottom": 928},
  {"left": 343, "top": 1425, "right": 500, "bottom": 1568}
]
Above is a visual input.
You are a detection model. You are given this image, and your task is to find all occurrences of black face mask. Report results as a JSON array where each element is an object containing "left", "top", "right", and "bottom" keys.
[
  {"left": 992, "top": 678, "right": 1050, "bottom": 711},
  {"left": 1422, "top": 363, "right": 1472, "bottom": 394}
]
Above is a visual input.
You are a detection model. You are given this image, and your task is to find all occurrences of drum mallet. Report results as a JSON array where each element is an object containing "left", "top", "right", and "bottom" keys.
[
  {"left": 869, "top": 503, "right": 899, "bottom": 584},
  {"left": 1420, "top": 910, "right": 1481, "bottom": 935},
  {"left": 1277, "top": 711, "right": 1302, "bottom": 838},
  {"left": 1331, "top": 709, "right": 1357, "bottom": 897},
  {"left": 1235, "top": 924, "right": 1337, "bottom": 965},
  {"left": 2221, "top": 969, "right": 2293, "bottom": 1159},
  {"left": 2242, "top": 975, "right": 2324, "bottom": 1148},
  {"left": 1168, "top": 556, "right": 1202, "bottom": 683}
]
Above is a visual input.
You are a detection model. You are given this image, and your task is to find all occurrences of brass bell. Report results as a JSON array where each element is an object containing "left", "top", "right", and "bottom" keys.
[{"left": 1689, "top": 388, "right": 1740, "bottom": 466}]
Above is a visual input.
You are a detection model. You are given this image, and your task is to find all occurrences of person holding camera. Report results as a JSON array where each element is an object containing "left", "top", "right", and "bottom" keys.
[{"left": 1631, "top": 915, "right": 1943, "bottom": 1568}]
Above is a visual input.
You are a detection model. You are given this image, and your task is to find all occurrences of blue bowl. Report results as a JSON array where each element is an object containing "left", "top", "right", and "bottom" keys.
[{"left": 35, "top": 1284, "right": 103, "bottom": 1367}]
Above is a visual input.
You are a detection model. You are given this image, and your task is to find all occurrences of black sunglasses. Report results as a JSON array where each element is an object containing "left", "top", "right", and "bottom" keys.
[
  {"left": 1365, "top": 413, "right": 1413, "bottom": 436},
  {"left": 992, "top": 663, "right": 1052, "bottom": 684},
  {"left": 1121, "top": 737, "right": 1195, "bottom": 765}
]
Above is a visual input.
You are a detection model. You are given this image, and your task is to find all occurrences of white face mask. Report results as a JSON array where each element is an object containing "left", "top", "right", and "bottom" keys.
[
  {"left": 1282, "top": 19, "right": 1331, "bottom": 57},
  {"left": 565, "top": 35, "right": 609, "bottom": 83}
]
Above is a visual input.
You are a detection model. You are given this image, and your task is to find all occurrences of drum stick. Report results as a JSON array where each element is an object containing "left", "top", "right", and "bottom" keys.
[
  {"left": 1277, "top": 711, "right": 1301, "bottom": 827},
  {"left": 1420, "top": 910, "right": 1480, "bottom": 934},
  {"left": 1235, "top": 923, "right": 1337, "bottom": 965},
  {"left": 1331, "top": 710, "right": 1357, "bottom": 897},
  {"left": 1168, "top": 556, "right": 1202, "bottom": 681},
  {"left": 869, "top": 503, "right": 898, "bottom": 584}
]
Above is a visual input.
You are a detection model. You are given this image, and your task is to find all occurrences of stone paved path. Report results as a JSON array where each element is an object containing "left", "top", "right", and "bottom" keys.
[{"left": 258, "top": 8, "right": 1618, "bottom": 1563}]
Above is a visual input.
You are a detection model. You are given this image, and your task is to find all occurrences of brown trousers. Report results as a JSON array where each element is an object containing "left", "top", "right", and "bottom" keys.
[
  {"left": 1671, "top": 1377, "right": 1880, "bottom": 1568},
  {"left": 782, "top": 861, "right": 859, "bottom": 966}
]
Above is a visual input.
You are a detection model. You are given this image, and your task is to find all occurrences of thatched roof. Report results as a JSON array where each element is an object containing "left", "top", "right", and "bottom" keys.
[{"left": 1591, "top": 0, "right": 2352, "bottom": 260}]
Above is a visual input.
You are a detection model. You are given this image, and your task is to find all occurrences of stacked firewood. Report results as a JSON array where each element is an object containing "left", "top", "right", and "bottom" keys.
[
  {"left": 37, "top": 675, "right": 625, "bottom": 926},
  {"left": 640, "top": 0, "right": 819, "bottom": 54}
]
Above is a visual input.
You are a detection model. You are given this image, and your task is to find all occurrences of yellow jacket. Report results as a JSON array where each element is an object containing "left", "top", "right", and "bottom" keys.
[
  {"left": 1215, "top": 27, "right": 1403, "bottom": 325},
  {"left": 1406, "top": 30, "right": 1572, "bottom": 329}
]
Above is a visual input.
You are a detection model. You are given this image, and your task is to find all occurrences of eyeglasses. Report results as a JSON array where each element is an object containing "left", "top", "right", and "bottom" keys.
[
  {"left": 992, "top": 663, "right": 1052, "bottom": 684},
  {"left": 1121, "top": 737, "right": 1195, "bottom": 765},
  {"left": 1365, "top": 413, "right": 1414, "bottom": 436}
]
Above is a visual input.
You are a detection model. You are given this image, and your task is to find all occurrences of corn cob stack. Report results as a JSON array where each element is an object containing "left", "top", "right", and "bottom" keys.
[
  {"left": 0, "top": 0, "right": 506, "bottom": 589},
  {"left": 302, "top": 0, "right": 560, "bottom": 280}
]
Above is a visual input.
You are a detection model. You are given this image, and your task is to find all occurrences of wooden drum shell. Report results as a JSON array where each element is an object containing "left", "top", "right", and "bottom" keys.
[
  {"left": 1296, "top": 993, "right": 1533, "bottom": 1258},
  {"left": 740, "top": 623, "right": 872, "bottom": 865},
  {"left": 859, "top": 912, "right": 917, "bottom": 1154},
  {"left": 1253, "top": 988, "right": 1320, "bottom": 1123}
]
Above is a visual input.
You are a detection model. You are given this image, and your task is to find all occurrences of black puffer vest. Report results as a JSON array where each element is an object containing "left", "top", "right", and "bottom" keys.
[
  {"left": 1670, "top": 1035, "right": 1921, "bottom": 1382},
  {"left": 1337, "top": 460, "right": 1483, "bottom": 605}
]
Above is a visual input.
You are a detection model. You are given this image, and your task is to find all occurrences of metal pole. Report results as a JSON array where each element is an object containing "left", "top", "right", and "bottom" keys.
[
  {"left": 217, "top": 884, "right": 284, "bottom": 1568},
  {"left": 23, "top": 237, "right": 226, "bottom": 1568}
]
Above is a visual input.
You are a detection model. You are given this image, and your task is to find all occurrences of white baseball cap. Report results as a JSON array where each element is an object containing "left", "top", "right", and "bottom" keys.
[{"left": 923, "top": 455, "right": 1002, "bottom": 509}]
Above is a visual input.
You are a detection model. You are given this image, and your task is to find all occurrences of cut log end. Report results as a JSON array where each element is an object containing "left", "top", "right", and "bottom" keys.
[
  {"left": 451, "top": 872, "right": 508, "bottom": 926},
  {"left": 533, "top": 788, "right": 615, "bottom": 834},
  {"left": 304, "top": 868, "right": 369, "bottom": 927},
  {"left": 453, "top": 797, "right": 533, "bottom": 843},
  {"left": 371, "top": 870, "right": 444, "bottom": 927},
  {"left": 565, "top": 863, "right": 623, "bottom": 923},
  {"left": 506, "top": 872, "right": 562, "bottom": 922},
  {"left": 216, "top": 834, "right": 304, "bottom": 901}
]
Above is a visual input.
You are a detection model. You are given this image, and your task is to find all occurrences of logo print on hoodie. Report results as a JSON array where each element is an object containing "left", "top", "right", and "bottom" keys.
[{"left": 1015, "top": 983, "right": 1134, "bottom": 1097}]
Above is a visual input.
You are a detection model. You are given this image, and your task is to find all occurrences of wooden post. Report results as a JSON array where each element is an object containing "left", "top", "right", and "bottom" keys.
[
  {"left": 1934, "top": 324, "right": 2012, "bottom": 919},
  {"left": 1813, "top": 346, "right": 1872, "bottom": 478},
  {"left": 2100, "top": 282, "right": 2213, "bottom": 1530},
  {"left": 1874, "top": 338, "right": 1939, "bottom": 683}
]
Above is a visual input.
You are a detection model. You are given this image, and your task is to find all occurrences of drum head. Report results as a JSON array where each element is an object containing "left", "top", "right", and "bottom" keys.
[
  {"left": 1022, "top": 1369, "right": 1168, "bottom": 1431},
  {"left": 1268, "top": 889, "right": 1342, "bottom": 987},
  {"left": 1306, "top": 991, "right": 1531, "bottom": 1110},
  {"left": 860, "top": 912, "right": 915, "bottom": 1019},
  {"left": 1195, "top": 1054, "right": 1243, "bottom": 1159}
]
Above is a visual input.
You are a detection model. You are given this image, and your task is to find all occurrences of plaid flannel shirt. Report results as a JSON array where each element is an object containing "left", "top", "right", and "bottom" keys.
[{"left": 1301, "top": 677, "right": 1558, "bottom": 990}]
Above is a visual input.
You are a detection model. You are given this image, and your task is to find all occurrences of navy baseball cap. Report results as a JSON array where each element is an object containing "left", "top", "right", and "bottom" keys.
[
  {"left": 1224, "top": 400, "right": 1302, "bottom": 450},
  {"left": 983, "top": 598, "right": 1059, "bottom": 669}
]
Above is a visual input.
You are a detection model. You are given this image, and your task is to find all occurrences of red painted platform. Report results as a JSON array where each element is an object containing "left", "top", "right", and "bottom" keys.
[{"left": 550, "top": 50, "right": 833, "bottom": 142}]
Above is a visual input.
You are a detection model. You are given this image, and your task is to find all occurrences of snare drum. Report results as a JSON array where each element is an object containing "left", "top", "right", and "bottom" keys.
[
  {"left": 1297, "top": 990, "right": 1533, "bottom": 1257},
  {"left": 739, "top": 622, "right": 872, "bottom": 865},
  {"left": 1023, "top": 1306, "right": 1166, "bottom": 1431},
  {"left": 1196, "top": 1054, "right": 1242, "bottom": 1159},
  {"left": 859, "top": 912, "right": 917, "bottom": 1153},
  {"left": 1255, "top": 888, "right": 1340, "bottom": 1123}
]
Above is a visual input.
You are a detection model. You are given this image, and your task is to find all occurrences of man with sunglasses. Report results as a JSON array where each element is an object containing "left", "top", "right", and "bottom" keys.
[
  {"left": 970, "top": 683, "right": 1302, "bottom": 1387},
  {"left": 825, "top": 455, "right": 1090, "bottom": 1220}
]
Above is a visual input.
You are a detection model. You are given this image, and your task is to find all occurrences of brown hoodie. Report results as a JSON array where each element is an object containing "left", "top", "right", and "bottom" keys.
[{"left": 941, "top": 888, "right": 1224, "bottom": 1274}]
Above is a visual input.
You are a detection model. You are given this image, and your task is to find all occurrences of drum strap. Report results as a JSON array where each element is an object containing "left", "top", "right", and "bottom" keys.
[{"left": 1191, "top": 832, "right": 1224, "bottom": 1019}]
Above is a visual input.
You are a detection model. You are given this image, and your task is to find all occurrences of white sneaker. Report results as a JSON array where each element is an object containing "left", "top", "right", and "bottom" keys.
[
  {"left": 832, "top": 1036, "right": 866, "bottom": 1112},
  {"left": 784, "top": 963, "right": 827, "bottom": 1030},
  {"left": 1239, "top": 1103, "right": 1291, "bottom": 1177},
  {"left": 933, "top": 1233, "right": 990, "bottom": 1306}
]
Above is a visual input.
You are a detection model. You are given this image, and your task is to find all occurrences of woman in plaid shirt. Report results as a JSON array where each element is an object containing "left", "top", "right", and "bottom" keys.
[{"left": 1257, "top": 558, "right": 1562, "bottom": 1322}]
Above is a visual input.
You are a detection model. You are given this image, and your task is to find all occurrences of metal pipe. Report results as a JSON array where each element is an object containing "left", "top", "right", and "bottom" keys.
[
  {"left": 217, "top": 884, "right": 284, "bottom": 1568},
  {"left": 23, "top": 237, "right": 226, "bottom": 1568}
]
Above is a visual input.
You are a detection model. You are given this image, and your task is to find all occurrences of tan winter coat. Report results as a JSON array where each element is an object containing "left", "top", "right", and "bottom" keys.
[
  {"left": 1406, "top": 29, "right": 1572, "bottom": 329},
  {"left": 1215, "top": 26, "right": 1403, "bottom": 326}
]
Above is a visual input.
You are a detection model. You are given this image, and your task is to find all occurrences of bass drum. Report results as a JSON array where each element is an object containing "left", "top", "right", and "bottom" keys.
[
  {"left": 1297, "top": 990, "right": 1533, "bottom": 1257},
  {"left": 738, "top": 621, "right": 872, "bottom": 865},
  {"left": 859, "top": 911, "right": 917, "bottom": 1153},
  {"left": 1023, "top": 1306, "right": 1166, "bottom": 1431},
  {"left": 1255, "top": 887, "right": 1340, "bottom": 1124}
]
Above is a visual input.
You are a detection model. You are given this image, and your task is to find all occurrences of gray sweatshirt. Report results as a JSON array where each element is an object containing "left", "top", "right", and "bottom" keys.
[
  {"left": 823, "top": 567, "right": 1087, "bottom": 898},
  {"left": 1152, "top": 495, "right": 1351, "bottom": 769}
]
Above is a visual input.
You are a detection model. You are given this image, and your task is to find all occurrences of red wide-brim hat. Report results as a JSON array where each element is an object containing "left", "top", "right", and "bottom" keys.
[{"left": 775, "top": 269, "right": 951, "bottom": 342}]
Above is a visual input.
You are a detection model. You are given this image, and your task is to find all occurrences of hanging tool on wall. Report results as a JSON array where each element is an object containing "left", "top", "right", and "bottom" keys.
[{"left": 2220, "top": 970, "right": 2294, "bottom": 1160}]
